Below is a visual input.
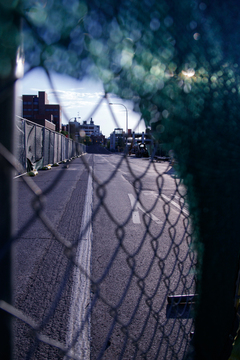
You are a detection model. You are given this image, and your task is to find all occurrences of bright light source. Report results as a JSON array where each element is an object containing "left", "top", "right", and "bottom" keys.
[
  {"left": 16, "top": 48, "right": 24, "bottom": 78},
  {"left": 182, "top": 69, "right": 195, "bottom": 77}
]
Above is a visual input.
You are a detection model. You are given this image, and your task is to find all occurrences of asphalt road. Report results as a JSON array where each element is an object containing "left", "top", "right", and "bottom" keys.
[
  {"left": 91, "top": 154, "right": 195, "bottom": 360},
  {"left": 13, "top": 155, "right": 93, "bottom": 359},
  {"left": 13, "top": 153, "right": 195, "bottom": 360}
]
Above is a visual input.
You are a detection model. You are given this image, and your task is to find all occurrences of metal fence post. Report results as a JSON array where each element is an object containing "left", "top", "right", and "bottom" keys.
[
  {"left": 57, "top": 133, "right": 58, "bottom": 163},
  {"left": 34, "top": 123, "right": 36, "bottom": 163},
  {"left": 23, "top": 119, "right": 27, "bottom": 170},
  {"left": 0, "top": 9, "right": 20, "bottom": 359},
  {"left": 0, "top": 79, "right": 16, "bottom": 360},
  {"left": 42, "top": 126, "right": 45, "bottom": 166},
  {"left": 48, "top": 130, "right": 51, "bottom": 165},
  {"left": 0, "top": 7, "right": 21, "bottom": 360},
  {"left": 60, "top": 133, "right": 62, "bottom": 162},
  {"left": 61, "top": 134, "right": 63, "bottom": 162},
  {"left": 53, "top": 131, "right": 55, "bottom": 164}
]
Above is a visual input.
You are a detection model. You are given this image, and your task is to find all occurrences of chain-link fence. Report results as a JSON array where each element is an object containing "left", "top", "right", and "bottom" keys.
[
  {"left": 2, "top": 102, "right": 196, "bottom": 360},
  {"left": 1, "top": 1, "right": 240, "bottom": 359}
]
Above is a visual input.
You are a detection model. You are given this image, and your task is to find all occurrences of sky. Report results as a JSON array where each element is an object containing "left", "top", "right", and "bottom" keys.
[{"left": 18, "top": 67, "right": 146, "bottom": 138}]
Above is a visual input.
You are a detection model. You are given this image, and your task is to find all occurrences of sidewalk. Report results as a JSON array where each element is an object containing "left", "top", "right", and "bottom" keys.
[{"left": 13, "top": 155, "right": 93, "bottom": 358}]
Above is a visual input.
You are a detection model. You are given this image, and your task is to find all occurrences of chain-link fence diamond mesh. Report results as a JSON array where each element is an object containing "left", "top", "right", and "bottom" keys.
[
  {"left": 1, "top": 100, "right": 196, "bottom": 360},
  {"left": 1, "top": 0, "right": 240, "bottom": 359}
]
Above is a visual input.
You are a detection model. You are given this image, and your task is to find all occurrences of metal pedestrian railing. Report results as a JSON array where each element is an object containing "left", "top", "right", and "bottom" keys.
[{"left": 16, "top": 116, "right": 86, "bottom": 173}]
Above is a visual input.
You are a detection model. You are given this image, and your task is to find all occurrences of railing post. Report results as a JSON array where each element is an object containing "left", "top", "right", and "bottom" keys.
[
  {"left": 42, "top": 126, "right": 45, "bottom": 167},
  {"left": 48, "top": 130, "right": 51, "bottom": 165},
  {"left": 34, "top": 123, "right": 37, "bottom": 164},
  {"left": 23, "top": 119, "right": 27, "bottom": 170},
  {"left": 53, "top": 131, "right": 55, "bottom": 165},
  {"left": 57, "top": 133, "right": 59, "bottom": 163},
  {"left": 60, "top": 133, "right": 62, "bottom": 162}
]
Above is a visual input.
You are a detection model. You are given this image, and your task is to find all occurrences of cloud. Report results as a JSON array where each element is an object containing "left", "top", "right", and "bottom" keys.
[{"left": 45, "top": 88, "right": 105, "bottom": 110}]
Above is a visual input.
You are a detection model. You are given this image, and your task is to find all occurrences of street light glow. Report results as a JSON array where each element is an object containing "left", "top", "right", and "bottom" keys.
[{"left": 182, "top": 69, "right": 195, "bottom": 77}]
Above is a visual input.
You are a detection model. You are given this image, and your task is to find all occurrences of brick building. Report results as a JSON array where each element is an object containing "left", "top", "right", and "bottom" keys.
[{"left": 22, "top": 91, "right": 61, "bottom": 131}]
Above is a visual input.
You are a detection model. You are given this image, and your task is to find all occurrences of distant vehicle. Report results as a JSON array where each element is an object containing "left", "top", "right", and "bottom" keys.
[
  {"left": 127, "top": 138, "right": 149, "bottom": 157},
  {"left": 135, "top": 143, "right": 149, "bottom": 158}
]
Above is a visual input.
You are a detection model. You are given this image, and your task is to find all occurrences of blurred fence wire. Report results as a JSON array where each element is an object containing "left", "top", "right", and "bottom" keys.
[
  {"left": 1, "top": 0, "right": 240, "bottom": 359},
  {"left": 2, "top": 103, "right": 197, "bottom": 360}
]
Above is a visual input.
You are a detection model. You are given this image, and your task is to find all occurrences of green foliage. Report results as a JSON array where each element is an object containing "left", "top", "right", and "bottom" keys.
[
  {"left": 60, "top": 130, "right": 68, "bottom": 137},
  {"left": 0, "top": 1, "right": 21, "bottom": 79}
]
